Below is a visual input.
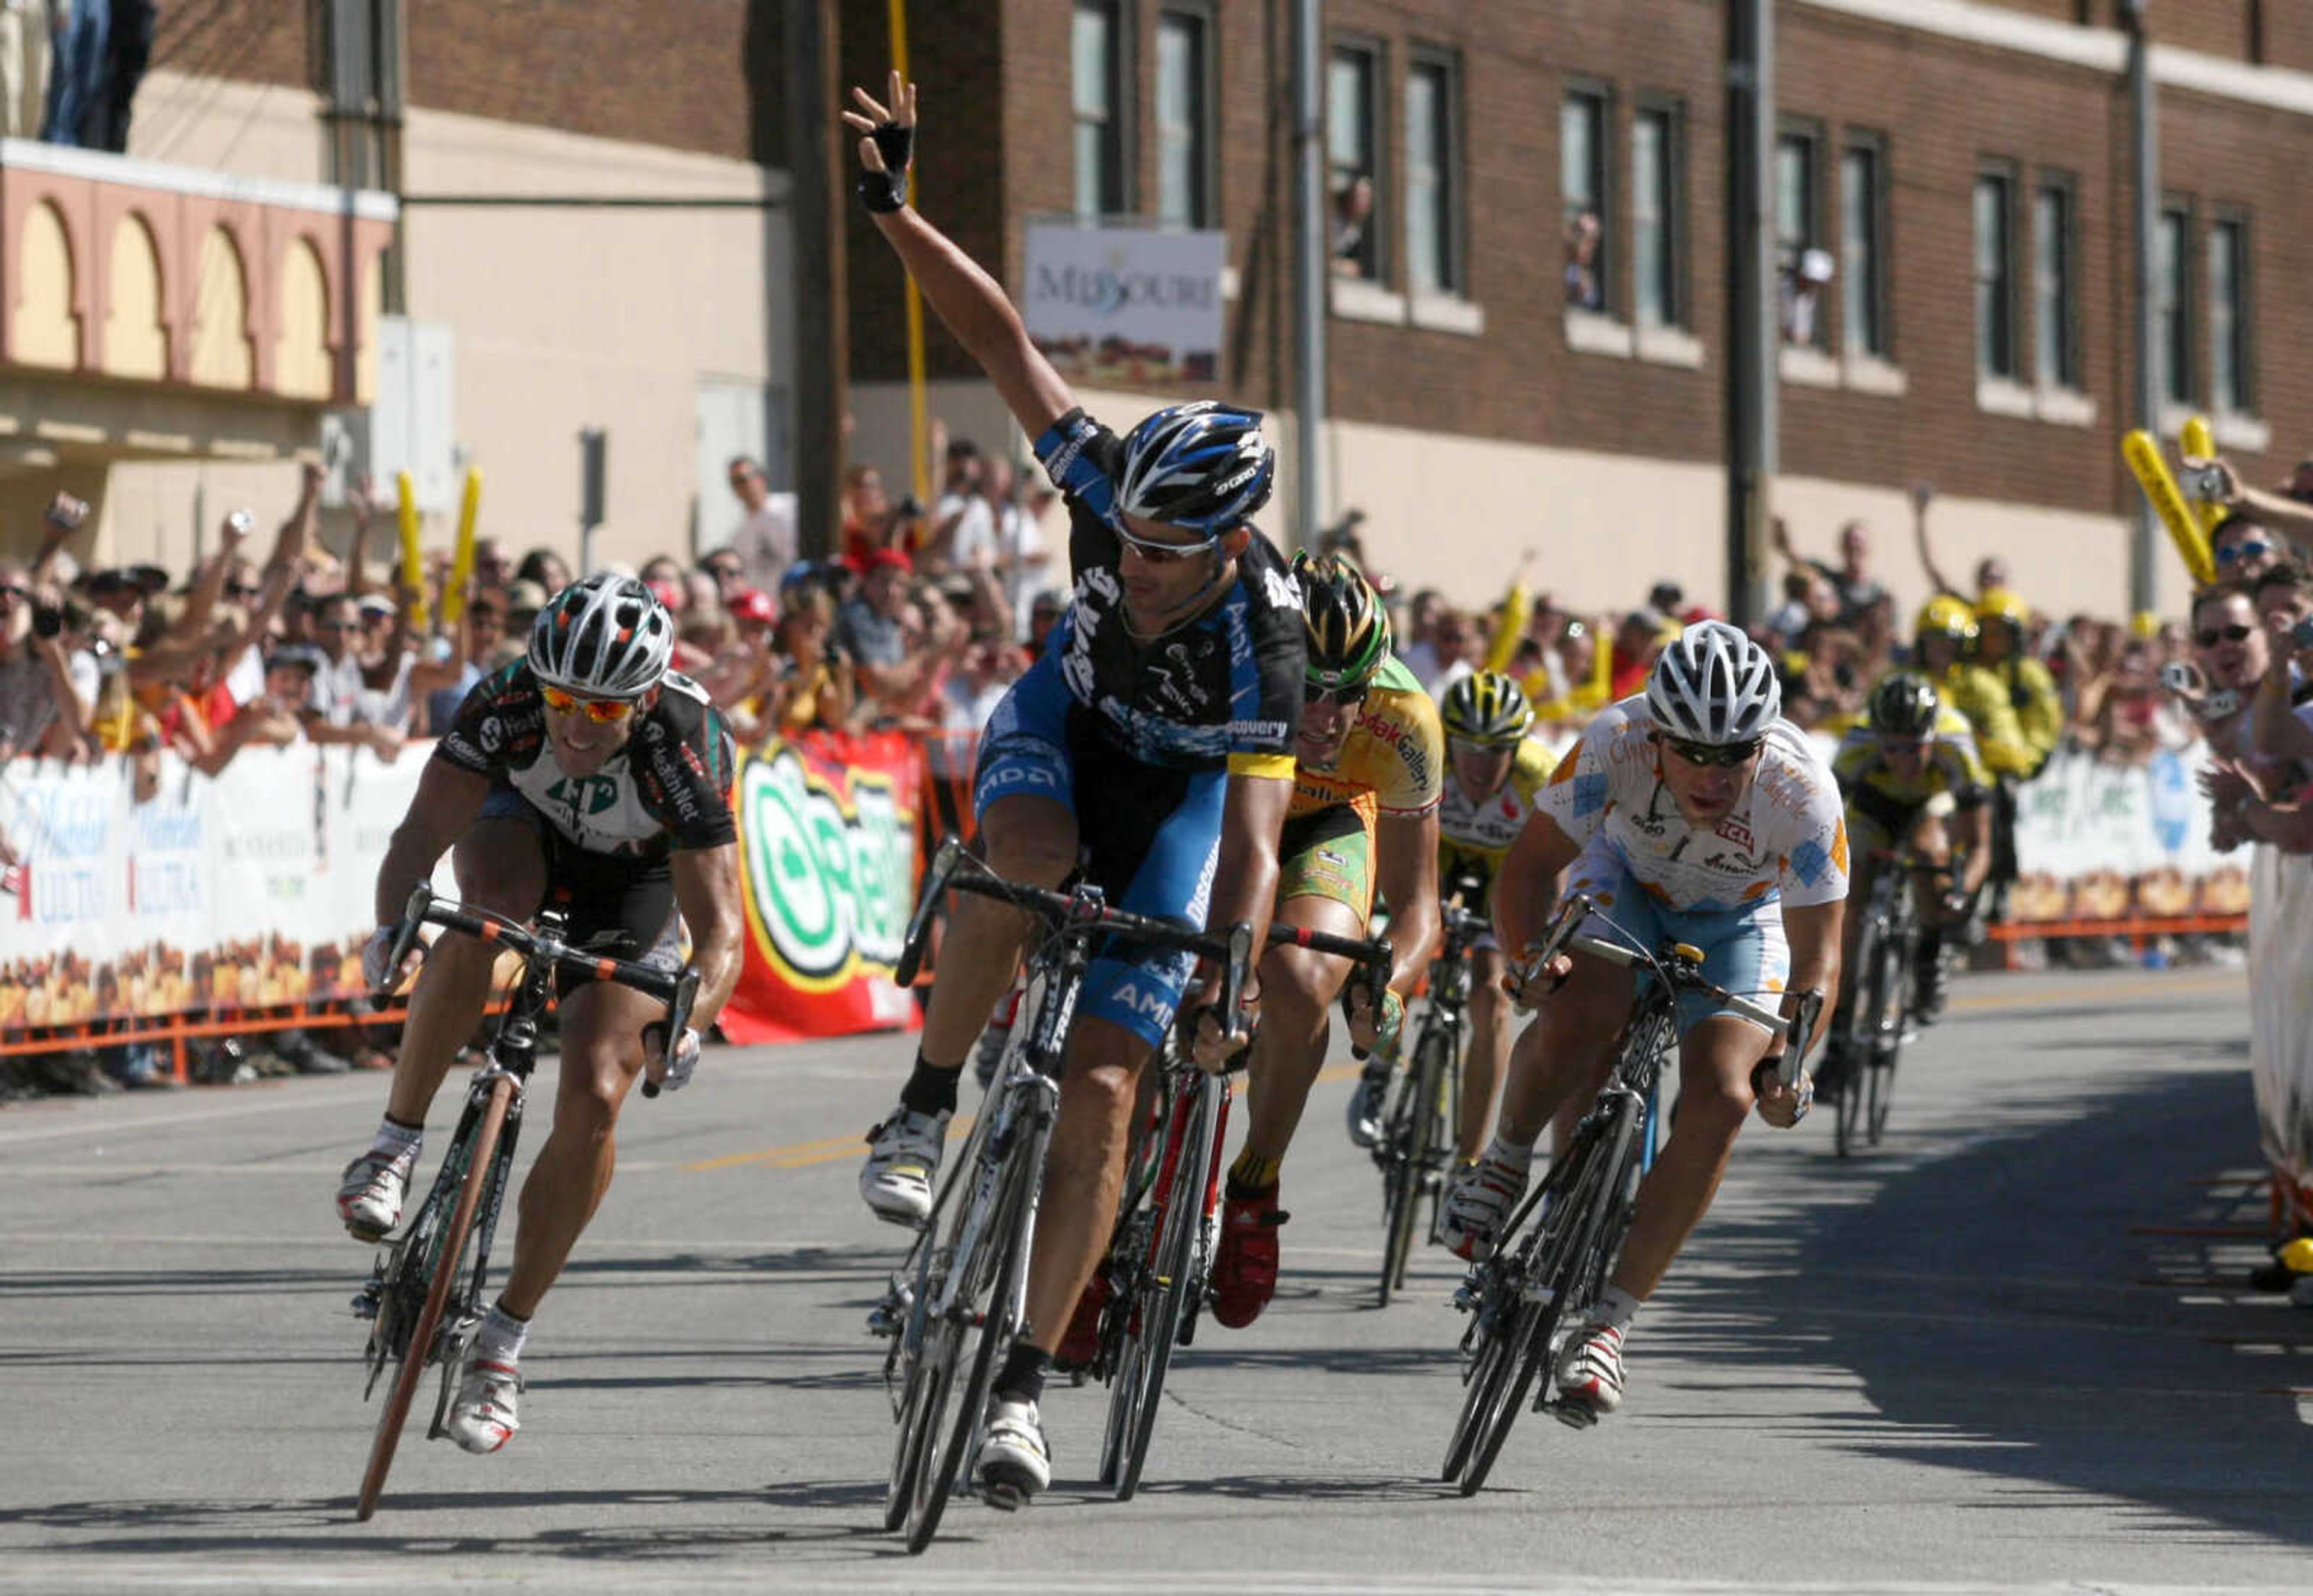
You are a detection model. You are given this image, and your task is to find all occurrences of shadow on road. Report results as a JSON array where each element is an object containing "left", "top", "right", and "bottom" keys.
[{"left": 1654, "top": 1064, "right": 2312, "bottom": 1553}]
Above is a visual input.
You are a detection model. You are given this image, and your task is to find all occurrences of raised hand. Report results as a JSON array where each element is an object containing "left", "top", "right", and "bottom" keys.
[{"left": 841, "top": 70, "right": 917, "bottom": 211}]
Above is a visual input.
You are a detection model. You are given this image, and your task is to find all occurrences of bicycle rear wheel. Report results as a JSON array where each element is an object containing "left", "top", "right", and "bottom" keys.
[
  {"left": 1104, "top": 1070, "right": 1222, "bottom": 1500},
  {"left": 1833, "top": 917, "right": 1886, "bottom": 1159},
  {"left": 354, "top": 1074, "right": 514, "bottom": 1522},
  {"left": 1458, "top": 1097, "right": 1634, "bottom": 1495},
  {"left": 1379, "top": 1027, "right": 1447, "bottom": 1306}
]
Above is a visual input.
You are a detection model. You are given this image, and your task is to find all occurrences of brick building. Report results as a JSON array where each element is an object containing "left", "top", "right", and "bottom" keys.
[{"left": 840, "top": 0, "right": 2313, "bottom": 621}]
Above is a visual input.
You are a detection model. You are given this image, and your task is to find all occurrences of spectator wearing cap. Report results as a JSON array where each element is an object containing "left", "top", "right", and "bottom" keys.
[
  {"left": 840, "top": 546, "right": 917, "bottom": 685},
  {"left": 725, "top": 454, "right": 798, "bottom": 591}
]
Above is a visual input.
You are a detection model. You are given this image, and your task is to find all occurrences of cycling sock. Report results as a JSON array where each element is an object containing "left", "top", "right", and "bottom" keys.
[
  {"left": 1482, "top": 1133, "right": 1536, "bottom": 1173},
  {"left": 1225, "top": 1148, "right": 1282, "bottom": 1199},
  {"left": 994, "top": 1337, "right": 1050, "bottom": 1405},
  {"left": 372, "top": 1116, "right": 423, "bottom": 1159},
  {"left": 475, "top": 1301, "right": 529, "bottom": 1363},
  {"left": 901, "top": 1052, "right": 963, "bottom": 1117},
  {"left": 1593, "top": 1284, "right": 1643, "bottom": 1333}
]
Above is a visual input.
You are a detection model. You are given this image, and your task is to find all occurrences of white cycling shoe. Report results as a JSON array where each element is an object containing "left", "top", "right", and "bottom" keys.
[
  {"left": 336, "top": 1146, "right": 414, "bottom": 1242},
  {"left": 1439, "top": 1152, "right": 1528, "bottom": 1261},
  {"left": 977, "top": 1395, "right": 1049, "bottom": 1508},
  {"left": 443, "top": 1351, "right": 523, "bottom": 1454},
  {"left": 860, "top": 1107, "right": 950, "bottom": 1227},
  {"left": 1553, "top": 1320, "right": 1626, "bottom": 1426}
]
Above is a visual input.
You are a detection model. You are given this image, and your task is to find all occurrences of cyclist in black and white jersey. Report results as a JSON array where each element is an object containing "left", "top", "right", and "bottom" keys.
[
  {"left": 846, "top": 70, "right": 1303, "bottom": 1507},
  {"left": 337, "top": 574, "right": 746, "bottom": 1456}
]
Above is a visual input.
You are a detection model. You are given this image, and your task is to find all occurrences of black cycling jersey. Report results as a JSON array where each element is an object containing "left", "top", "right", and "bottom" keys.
[
  {"left": 1032, "top": 406, "right": 1305, "bottom": 771},
  {"left": 435, "top": 661, "right": 737, "bottom": 858}
]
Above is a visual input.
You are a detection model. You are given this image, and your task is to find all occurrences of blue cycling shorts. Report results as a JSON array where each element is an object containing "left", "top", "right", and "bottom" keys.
[
  {"left": 973, "top": 656, "right": 1226, "bottom": 1049},
  {"left": 1564, "top": 834, "right": 1789, "bottom": 1036}
]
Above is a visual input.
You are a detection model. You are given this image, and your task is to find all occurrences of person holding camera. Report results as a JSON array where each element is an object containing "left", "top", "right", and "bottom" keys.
[{"left": 0, "top": 556, "right": 83, "bottom": 765}]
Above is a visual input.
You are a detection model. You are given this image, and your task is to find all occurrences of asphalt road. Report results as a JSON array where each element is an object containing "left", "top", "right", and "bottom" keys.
[{"left": 1, "top": 963, "right": 2305, "bottom": 1594}]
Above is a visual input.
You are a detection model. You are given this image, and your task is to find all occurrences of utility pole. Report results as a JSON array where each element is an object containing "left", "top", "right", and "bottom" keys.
[
  {"left": 1725, "top": 0, "right": 1776, "bottom": 627},
  {"left": 1290, "top": 0, "right": 1327, "bottom": 550},
  {"left": 2123, "top": 0, "right": 2161, "bottom": 615},
  {"left": 787, "top": 0, "right": 847, "bottom": 561}
]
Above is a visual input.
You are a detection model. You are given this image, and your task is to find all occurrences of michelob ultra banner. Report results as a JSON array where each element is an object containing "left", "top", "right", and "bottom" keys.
[{"left": 720, "top": 729, "right": 925, "bottom": 1044}]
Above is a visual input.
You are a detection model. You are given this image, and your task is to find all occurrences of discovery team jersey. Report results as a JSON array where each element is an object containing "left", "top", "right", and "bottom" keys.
[
  {"left": 1538, "top": 694, "right": 1849, "bottom": 914},
  {"left": 435, "top": 661, "right": 738, "bottom": 858},
  {"left": 1032, "top": 407, "right": 1304, "bottom": 778}
]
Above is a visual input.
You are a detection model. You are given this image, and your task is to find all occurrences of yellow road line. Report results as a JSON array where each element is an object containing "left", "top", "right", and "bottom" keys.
[{"left": 684, "top": 1112, "right": 975, "bottom": 1174}]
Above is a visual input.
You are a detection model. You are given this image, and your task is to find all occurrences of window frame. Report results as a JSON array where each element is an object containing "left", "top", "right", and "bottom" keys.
[
  {"left": 1838, "top": 133, "right": 1891, "bottom": 361},
  {"left": 2027, "top": 173, "right": 2080, "bottom": 391},
  {"left": 1560, "top": 79, "right": 1614, "bottom": 314},
  {"left": 1972, "top": 163, "right": 2020, "bottom": 382},
  {"left": 1403, "top": 45, "right": 1465, "bottom": 298},
  {"left": 1070, "top": 0, "right": 1135, "bottom": 221},
  {"left": 2209, "top": 208, "right": 2254, "bottom": 416},
  {"left": 2157, "top": 196, "right": 2196, "bottom": 407},
  {"left": 1153, "top": 3, "right": 1218, "bottom": 231},
  {"left": 1328, "top": 34, "right": 1388, "bottom": 283},
  {"left": 1774, "top": 119, "right": 1828, "bottom": 349},
  {"left": 1631, "top": 94, "right": 1687, "bottom": 331}
]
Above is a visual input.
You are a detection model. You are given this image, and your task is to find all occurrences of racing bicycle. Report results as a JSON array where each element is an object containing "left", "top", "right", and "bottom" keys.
[
  {"left": 1823, "top": 850, "right": 1942, "bottom": 1156},
  {"left": 1372, "top": 884, "right": 1487, "bottom": 1307},
  {"left": 349, "top": 884, "right": 698, "bottom": 1521},
  {"left": 1441, "top": 893, "right": 1815, "bottom": 1495}
]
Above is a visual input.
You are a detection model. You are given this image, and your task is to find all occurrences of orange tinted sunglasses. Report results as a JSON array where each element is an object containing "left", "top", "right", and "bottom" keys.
[{"left": 539, "top": 684, "right": 638, "bottom": 723}]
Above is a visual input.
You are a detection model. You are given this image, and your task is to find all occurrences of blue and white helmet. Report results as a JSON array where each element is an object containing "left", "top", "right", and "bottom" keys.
[
  {"left": 1646, "top": 619, "right": 1782, "bottom": 744},
  {"left": 528, "top": 573, "right": 675, "bottom": 698},
  {"left": 1114, "top": 402, "right": 1275, "bottom": 537}
]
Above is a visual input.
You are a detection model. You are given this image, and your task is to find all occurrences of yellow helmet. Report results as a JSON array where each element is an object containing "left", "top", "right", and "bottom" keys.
[
  {"left": 1976, "top": 588, "right": 2029, "bottom": 630},
  {"left": 1915, "top": 594, "right": 1979, "bottom": 646}
]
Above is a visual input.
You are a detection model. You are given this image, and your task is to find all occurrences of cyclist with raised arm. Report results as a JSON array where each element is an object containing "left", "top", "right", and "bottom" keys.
[
  {"left": 1349, "top": 672, "right": 1558, "bottom": 1165},
  {"left": 843, "top": 73, "right": 1301, "bottom": 1506},
  {"left": 336, "top": 573, "right": 746, "bottom": 1454},
  {"left": 1188, "top": 552, "right": 1441, "bottom": 1330},
  {"left": 1828, "top": 670, "right": 1992, "bottom": 1040},
  {"left": 1439, "top": 621, "right": 1841, "bottom": 1424}
]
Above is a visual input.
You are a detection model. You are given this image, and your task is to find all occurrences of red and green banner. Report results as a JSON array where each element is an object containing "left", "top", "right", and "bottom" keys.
[{"left": 720, "top": 729, "right": 926, "bottom": 1045}]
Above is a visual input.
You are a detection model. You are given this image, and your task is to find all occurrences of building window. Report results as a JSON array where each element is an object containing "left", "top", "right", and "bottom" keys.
[
  {"left": 1561, "top": 87, "right": 1609, "bottom": 310},
  {"left": 1072, "top": 1, "right": 1128, "bottom": 219},
  {"left": 2210, "top": 214, "right": 2252, "bottom": 414},
  {"left": 1973, "top": 170, "right": 2017, "bottom": 379},
  {"left": 1328, "top": 40, "right": 1382, "bottom": 279},
  {"left": 2157, "top": 202, "right": 2193, "bottom": 405},
  {"left": 1839, "top": 139, "right": 1887, "bottom": 358},
  {"left": 1405, "top": 52, "right": 1461, "bottom": 295},
  {"left": 1775, "top": 127, "right": 1828, "bottom": 346},
  {"left": 2031, "top": 179, "right": 2077, "bottom": 390},
  {"left": 1155, "top": 8, "right": 1213, "bottom": 229},
  {"left": 1632, "top": 101, "right": 1682, "bottom": 328}
]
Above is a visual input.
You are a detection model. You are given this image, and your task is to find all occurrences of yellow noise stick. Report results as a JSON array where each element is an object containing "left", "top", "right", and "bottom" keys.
[
  {"left": 2121, "top": 430, "right": 2216, "bottom": 586},
  {"left": 442, "top": 468, "right": 482, "bottom": 628},
  {"left": 2177, "top": 415, "right": 2227, "bottom": 537},
  {"left": 395, "top": 470, "right": 429, "bottom": 633}
]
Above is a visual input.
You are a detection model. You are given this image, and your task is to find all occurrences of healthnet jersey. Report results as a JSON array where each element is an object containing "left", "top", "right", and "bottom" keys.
[
  {"left": 1033, "top": 407, "right": 1304, "bottom": 778},
  {"left": 435, "top": 661, "right": 738, "bottom": 859},
  {"left": 1538, "top": 695, "right": 1849, "bottom": 913}
]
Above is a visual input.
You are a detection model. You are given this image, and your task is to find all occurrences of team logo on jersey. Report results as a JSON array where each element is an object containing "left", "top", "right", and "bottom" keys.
[
  {"left": 479, "top": 716, "right": 504, "bottom": 753},
  {"left": 1714, "top": 818, "right": 1754, "bottom": 852}
]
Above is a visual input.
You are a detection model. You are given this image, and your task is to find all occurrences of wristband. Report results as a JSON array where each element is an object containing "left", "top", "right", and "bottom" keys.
[
  {"left": 858, "top": 169, "right": 907, "bottom": 214},
  {"left": 857, "top": 119, "right": 914, "bottom": 213}
]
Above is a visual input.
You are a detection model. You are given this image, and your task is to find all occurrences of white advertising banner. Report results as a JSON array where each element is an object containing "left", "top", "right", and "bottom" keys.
[
  {"left": 2008, "top": 747, "right": 2243, "bottom": 922},
  {"left": 1021, "top": 221, "right": 1226, "bottom": 385},
  {"left": 1, "top": 745, "right": 444, "bottom": 1030}
]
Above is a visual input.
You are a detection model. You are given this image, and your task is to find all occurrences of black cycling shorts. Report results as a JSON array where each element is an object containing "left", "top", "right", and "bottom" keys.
[{"left": 479, "top": 782, "right": 681, "bottom": 999}]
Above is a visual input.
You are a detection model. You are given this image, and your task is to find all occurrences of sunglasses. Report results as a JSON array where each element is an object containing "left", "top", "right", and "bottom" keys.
[
  {"left": 1660, "top": 733, "right": 1762, "bottom": 768},
  {"left": 1114, "top": 522, "right": 1214, "bottom": 564},
  {"left": 0, "top": 584, "right": 26, "bottom": 601},
  {"left": 2194, "top": 623, "right": 2255, "bottom": 646},
  {"left": 1303, "top": 678, "right": 1370, "bottom": 708},
  {"left": 224, "top": 582, "right": 261, "bottom": 599},
  {"left": 1878, "top": 735, "right": 1932, "bottom": 756},
  {"left": 2215, "top": 540, "right": 2274, "bottom": 566},
  {"left": 539, "top": 684, "right": 638, "bottom": 722}
]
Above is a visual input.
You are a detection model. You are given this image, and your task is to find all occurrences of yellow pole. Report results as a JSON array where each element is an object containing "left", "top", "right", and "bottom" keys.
[
  {"left": 442, "top": 468, "right": 482, "bottom": 628},
  {"left": 2120, "top": 429, "right": 2217, "bottom": 586},
  {"left": 889, "top": 0, "right": 930, "bottom": 503},
  {"left": 395, "top": 470, "right": 429, "bottom": 634}
]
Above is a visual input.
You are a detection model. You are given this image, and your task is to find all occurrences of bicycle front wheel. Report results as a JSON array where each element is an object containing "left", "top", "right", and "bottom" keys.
[
  {"left": 1105, "top": 1071, "right": 1222, "bottom": 1500},
  {"left": 1379, "top": 1027, "right": 1447, "bottom": 1306},
  {"left": 354, "top": 1074, "right": 514, "bottom": 1522}
]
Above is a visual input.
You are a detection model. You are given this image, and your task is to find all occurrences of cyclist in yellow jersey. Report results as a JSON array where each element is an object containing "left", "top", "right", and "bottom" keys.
[
  {"left": 1208, "top": 552, "right": 1443, "bottom": 1330},
  {"left": 1347, "top": 671, "right": 1556, "bottom": 1167},
  {"left": 1831, "top": 670, "right": 1992, "bottom": 1036}
]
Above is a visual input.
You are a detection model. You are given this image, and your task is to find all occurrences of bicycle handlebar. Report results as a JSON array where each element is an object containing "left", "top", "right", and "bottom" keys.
[{"left": 395, "top": 884, "right": 700, "bottom": 1099}]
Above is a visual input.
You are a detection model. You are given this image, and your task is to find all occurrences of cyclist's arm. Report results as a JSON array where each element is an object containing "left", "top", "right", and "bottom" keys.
[
  {"left": 1952, "top": 799, "right": 1993, "bottom": 900},
  {"left": 863, "top": 198, "right": 1074, "bottom": 440},
  {"left": 1779, "top": 897, "right": 1843, "bottom": 1061},
  {"left": 669, "top": 841, "right": 746, "bottom": 1035},
  {"left": 1374, "top": 806, "right": 1442, "bottom": 993},
  {"left": 1493, "top": 809, "right": 1582, "bottom": 958},
  {"left": 373, "top": 756, "right": 490, "bottom": 926},
  {"left": 1197, "top": 768, "right": 1294, "bottom": 998}
]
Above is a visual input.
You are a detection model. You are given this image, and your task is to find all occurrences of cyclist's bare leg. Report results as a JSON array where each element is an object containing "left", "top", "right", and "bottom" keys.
[
  {"left": 497, "top": 976, "right": 659, "bottom": 1319},
  {"left": 917, "top": 794, "right": 1076, "bottom": 1069},
  {"left": 1493, "top": 951, "right": 1631, "bottom": 1149},
  {"left": 1457, "top": 945, "right": 1510, "bottom": 1161},
  {"left": 1020, "top": 1015, "right": 1158, "bottom": 1353},
  {"left": 1606, "top": 1014, "right": 1771, "bottom": 1300},
  {"left": 384, "top": 817, "right": 546, "bottom": 1127},
  {"left": 1238, "top": 894, "right": 1361, "bottom": 1168}
]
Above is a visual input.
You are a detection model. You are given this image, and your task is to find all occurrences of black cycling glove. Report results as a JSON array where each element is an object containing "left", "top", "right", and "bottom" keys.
[{"left": 857, "top": 119, "right": 913, "bottom": 213}]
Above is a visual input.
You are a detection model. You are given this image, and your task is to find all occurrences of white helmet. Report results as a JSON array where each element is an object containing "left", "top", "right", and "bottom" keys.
[
  {"left": 527, "top": 573, "right": 674, "bottom": 698},
  {"left": 1646, "top": 619, "right": 1782, "bottom": 744}
]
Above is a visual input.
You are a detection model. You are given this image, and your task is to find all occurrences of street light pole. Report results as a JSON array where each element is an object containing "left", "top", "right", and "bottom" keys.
[
  {"left": 1725, "top": 0, "right": 1777, "bottom": 627},
  {"left": 2123, "top": 0, "right": 2161, "bottom": 616}
]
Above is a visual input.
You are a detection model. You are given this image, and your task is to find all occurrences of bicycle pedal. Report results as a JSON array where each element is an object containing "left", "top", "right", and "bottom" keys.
[{"left": 1547, "top": 1398, "right": 1600, "bottom": 1431}]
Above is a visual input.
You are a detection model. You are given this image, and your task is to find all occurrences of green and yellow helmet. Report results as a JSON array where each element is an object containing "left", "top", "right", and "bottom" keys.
[
  {"left": 1441, "top": 670, "right": 1532, "bottom": 746},
  {"left": 1292, "top": 549, "right": 1393, "bottom": 692}
]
